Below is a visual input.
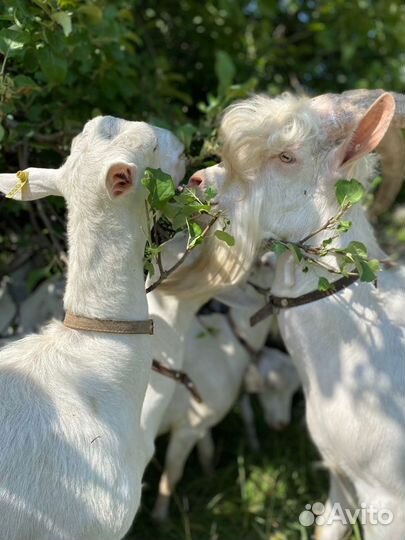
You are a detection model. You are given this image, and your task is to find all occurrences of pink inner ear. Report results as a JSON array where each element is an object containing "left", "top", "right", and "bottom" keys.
[
  {"left": 107, "top": 164, "right": 134, "bottom": 198},
  {"left": 342, "top": 93, "right": 395, "bottom": 165}
]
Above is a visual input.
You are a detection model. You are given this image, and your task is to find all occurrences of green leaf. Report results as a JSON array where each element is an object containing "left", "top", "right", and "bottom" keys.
[
  {"left": 0, "top": 28, "right": 28, "bottom": 55},
  {"left": 187, "top": 220, "right": 205, "bottom": 248},
  {"left": 336, "top": 220, "right": 352, "bottom": 233},
  {"left": 189, "top": 221, "right": 203, "bottom": 239},
  {"left": 215, "top": 50, "right": 236, "bottom": 95},
  {"left": 335, "top": 179, "right": 365, "bottom": 207},
  {"left": 272, "top": 241, "right": 288, "bottom": 255},
  {"left": 318, "top": 277, "right": 333, "bottom": 292},
  {"left": 287, "top": 243, "right": 303, "bottom": 262},
  {"left": 78, "top": 5, "right": 103, "bottom": 24},
  {"left": 144, "top": 260, "right": 155, "bottom": 277},
  {"left": 57, "top": 0, "right": 78, "bottom": 8},
  {"left": 37, "top": 47, "right": 68, "bottom": 84},
  {"left": 52, "top": 12, "right": 73, "bottom": 37},
  {"left": 215, "top": 230, "right": 235, "bottom": 246},
  {"left": 141, "top": 168, "right": 176, "bottom": 210},
  {"left": 368, "top": 259, "right": 380, "bottom": 273},
  {"left": 358, "top": 260, "right": 377, "bottom": 282},
  {"left": 0, "top": 124, "right": 5, "bottom": 142},
  {"left": 13, "top": 75, "right": 39, "bottom": 92},
  {"left": 176, "top": 123, "right": 196, "bottom": 150},
  {"left": 346, "top": 241, "right": 368, "bottom": 259},
  {"left": 322, "top": 237, "right": 333, "bottom": 247},
  {"left": 172, "top": 212, "right": 187, "bottom": 230}
]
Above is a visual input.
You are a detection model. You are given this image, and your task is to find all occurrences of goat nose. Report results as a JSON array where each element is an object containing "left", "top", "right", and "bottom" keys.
[{"left": 188, "top": 172, "right": 204, "bottom": 188}]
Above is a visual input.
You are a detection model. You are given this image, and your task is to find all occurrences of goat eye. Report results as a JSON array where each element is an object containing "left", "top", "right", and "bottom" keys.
[{"left": 279, "top": 152, "right": 295, "bottom": 163}]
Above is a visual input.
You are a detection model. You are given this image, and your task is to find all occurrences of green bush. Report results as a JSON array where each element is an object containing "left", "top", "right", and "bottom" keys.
[{"left": 1, "top": 0, "right": 405, "bottom": 274}]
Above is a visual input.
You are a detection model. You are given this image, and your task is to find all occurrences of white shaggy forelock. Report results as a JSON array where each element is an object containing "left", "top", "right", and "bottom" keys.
[
  {"left": 220, "top": 93, "right": 320, "bottom": 179},
  {"left": 215, "top": 93, "right": 384, "bottom": 244}
]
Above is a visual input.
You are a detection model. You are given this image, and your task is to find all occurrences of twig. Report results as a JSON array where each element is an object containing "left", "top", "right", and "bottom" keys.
[
  {"left": 0, "top": 46, "right": 10, "bottom": 79},
  {"left": 152, "top": 211, "right": 164, "bottom": 278},
  {"left": 146, "top": 215, "right": 218, "bottom": 294},
  {"left": 300, "top": 252, "right": 357, "bottom": 276},
  {"left": 299, "top": 204, "right": 349, "bottom": 244}
]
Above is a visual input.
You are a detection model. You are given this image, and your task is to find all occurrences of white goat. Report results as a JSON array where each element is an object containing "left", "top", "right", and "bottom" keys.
[
  {"left": 0, "top": 116, "right": 185, "bottom": 540},
  {"left": 151, "top": 261, "right": 300, "bottom": 520},
  {"left": 152, "top": 308, "right": 299, "bottom": 521},
  {"left": 188, "top": 91, "right": 405, "bottom": 540},
  {"left": 241, "top": 347, "right": 301, "bottom": 450},
  {"left": 140, "top": 233, "right": 216, "bottom": 472}
]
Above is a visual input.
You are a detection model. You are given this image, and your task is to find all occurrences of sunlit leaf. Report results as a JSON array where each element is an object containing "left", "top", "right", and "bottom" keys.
[
  {"left": 318, "top": 277, "right": 333, "bottom": 292},
  {"left": 215, "top": 230, "right": 235, "bottom": 246},
  {"left": 141, "top": 168, "right": 176, "bottom": 209},
  {"left": 215, "top": 50, "right": 236, "bottom": 95},
  {"left": 52, "top": 12, "right": 72, "bottom": 37},
  {"left": 335, "top": 179, "right": 365, "bottom": 207}
]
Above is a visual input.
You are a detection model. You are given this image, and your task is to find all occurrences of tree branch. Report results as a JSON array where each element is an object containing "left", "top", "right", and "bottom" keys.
[{"left": 146, "top": 215, "right": 218, "bottom": 294}]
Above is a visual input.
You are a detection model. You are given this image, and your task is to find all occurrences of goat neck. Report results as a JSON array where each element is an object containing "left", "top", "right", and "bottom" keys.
[
  {"left": 64, "top": 194, "right": 148, "bottom": 322},
  {"left": 271, "top": 204, "right": 385, "bottom": 298}
]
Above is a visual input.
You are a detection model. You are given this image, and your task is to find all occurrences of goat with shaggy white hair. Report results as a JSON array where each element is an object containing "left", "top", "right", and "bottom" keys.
[
  {"left": 151, "top": 260, "right": 301, "bottom": 521},
  {"left": 0, "top": 117, "right": 185, "bottom": 540},
  {"left": 187, "top": 90, "right": 405, "bottom": 540}
]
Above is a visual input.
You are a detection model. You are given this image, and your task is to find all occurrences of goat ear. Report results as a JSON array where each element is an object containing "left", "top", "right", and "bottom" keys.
[
  {"left": 339, "top": 93, "right": 395, "bottom": 166},
  {"left": 106, "top": 162, "right": 136, "bottom": 199},
  {"left": 0, "top": 168, "right": 62, "bottom": 201}
]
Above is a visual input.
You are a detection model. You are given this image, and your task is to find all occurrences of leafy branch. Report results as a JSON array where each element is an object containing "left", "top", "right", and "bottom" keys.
[
  {"left": 269, "top": 179, "right": 382, "bottom": 291},
  {"left": 141, "top": 168, "right": 234, "bottom": 292},
  {"left": 145, "top": 214, "right": 219, "bottom": 294}
]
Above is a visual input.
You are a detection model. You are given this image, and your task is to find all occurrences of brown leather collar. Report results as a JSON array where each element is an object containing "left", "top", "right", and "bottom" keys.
[
  {"left": 63, "top": 312, "right": 154, "bottom": 335},
  {"left": 226, "top": 312, "right": 260, "bottom": 359},
  {"left": 250, "top": 274, "right": 359, "bottom": 327},
  {"left": 151, "top": 359, "right": 203, "bottom": 403}
]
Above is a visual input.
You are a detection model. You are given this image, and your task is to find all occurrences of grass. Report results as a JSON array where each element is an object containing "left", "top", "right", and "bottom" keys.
[{"left": 126, "top": 394, "right": 359, "bottom": 540}]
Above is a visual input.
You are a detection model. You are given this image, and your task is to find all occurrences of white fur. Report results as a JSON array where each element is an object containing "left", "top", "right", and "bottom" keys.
[
  {"left": 0, "top": 117, "right": 185, "bottom": 540},
  {"left": 196, "top": 93, "right": 405, "bottom": 540},
  {"left": 140, "top": 233, "right": 210, "bottom": 469},
  {"left": 150, "top": 264, "right": 300, "bottom": 521}
]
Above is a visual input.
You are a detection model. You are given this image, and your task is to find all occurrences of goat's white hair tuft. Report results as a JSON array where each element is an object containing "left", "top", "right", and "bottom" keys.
[{"left": 220, "top": 93, "right": 319, "bottom": 178}]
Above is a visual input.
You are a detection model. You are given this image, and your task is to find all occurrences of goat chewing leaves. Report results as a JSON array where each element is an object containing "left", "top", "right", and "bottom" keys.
[{"left": 141, "top": 167, "right": 234, "bottom": 285}]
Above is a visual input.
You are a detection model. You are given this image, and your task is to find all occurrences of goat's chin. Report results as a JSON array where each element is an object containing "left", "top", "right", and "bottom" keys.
[{"left": 157, "top": 227, "right": 254, "bottom": 299}]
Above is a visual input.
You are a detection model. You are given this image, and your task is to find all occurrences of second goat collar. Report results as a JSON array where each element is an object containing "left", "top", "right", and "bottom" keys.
[{"left": 250, "top": 274, "right": 359, "bottom": 326}]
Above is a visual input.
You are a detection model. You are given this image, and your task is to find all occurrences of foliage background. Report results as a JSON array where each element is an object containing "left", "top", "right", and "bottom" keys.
[
  {"left": 1, "top": 0, "right": 405, "bottom": 277},
  {"left": 0, "top": 1, "right": 405, "bottom": 538}
]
